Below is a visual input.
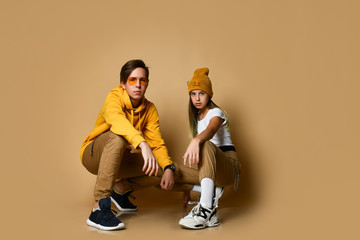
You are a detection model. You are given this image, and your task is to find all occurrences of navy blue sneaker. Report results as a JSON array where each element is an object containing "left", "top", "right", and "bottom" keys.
[
  {"left": 111, "top": 190, "right": 138, "bottom": 212},
  {"left": 86, "top": 197, "right": 125, "bottom": 230}
]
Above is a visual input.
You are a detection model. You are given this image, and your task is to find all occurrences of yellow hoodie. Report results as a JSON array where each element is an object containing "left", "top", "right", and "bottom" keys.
[{"left": 80, "top": 86, "right": 173, "bottom": 170}]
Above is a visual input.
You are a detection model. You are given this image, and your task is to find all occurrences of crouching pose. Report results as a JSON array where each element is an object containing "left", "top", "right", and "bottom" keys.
[
  {"left": 177, "top": 67, "right": 241, "bottom": 229},
  {"left": 80, "top": 59, "right": 176, "bottom": 230}
]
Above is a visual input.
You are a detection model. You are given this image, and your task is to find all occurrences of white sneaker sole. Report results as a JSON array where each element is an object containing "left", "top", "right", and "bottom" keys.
[
  {"left": 207, "top": 218, "right": 220, "bottom": 227},
  {"left": 86, "top": 219, "right": 125, "bottom": 231},
  {"left": 179, "top": 220, "right": 206, "bottom": 230},
  {"left": 179, "top": 220, "right": 220, "bottom": 229},
  {"left": 110, "top": 197, "right": 138, "bottom": 212},
  {"left": 179, "top": 216, "right": 220, "bottom": 230}
]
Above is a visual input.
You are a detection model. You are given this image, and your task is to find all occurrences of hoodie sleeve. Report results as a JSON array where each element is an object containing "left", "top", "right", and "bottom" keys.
[
  {"left": 142, "top": 104, "right": 173, "bottom": 170},
  {"left": 101, "top": 90, "right": 145, "bottom": 149}
]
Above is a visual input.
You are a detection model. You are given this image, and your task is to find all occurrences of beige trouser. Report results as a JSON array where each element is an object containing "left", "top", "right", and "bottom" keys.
[
  {"left": 174, "top": 141, "right": 241, "bottom": 191},
  {"left": 82, "top": 131, "right": 240, "bottom": 200},
  {"left": 82, "top": 131, "right": 179, "bottom": 201},
  {"left": 111, "top": 141, "right": 241, "bottom": 192}
]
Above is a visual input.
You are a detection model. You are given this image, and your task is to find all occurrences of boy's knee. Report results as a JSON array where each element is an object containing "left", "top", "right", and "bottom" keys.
[{"left": 106, "top": 132, "right": 127, "bottom": 150}]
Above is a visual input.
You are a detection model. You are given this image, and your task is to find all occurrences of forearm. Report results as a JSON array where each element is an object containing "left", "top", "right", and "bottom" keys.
[
  {"left": 193, "top": 116, "right": 224, "bottom": 144},
  {"left": 193, "top": 128, "right": 217, "bottom": 144}
]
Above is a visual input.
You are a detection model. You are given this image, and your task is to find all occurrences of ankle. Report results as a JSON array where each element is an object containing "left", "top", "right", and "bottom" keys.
[{"left": 113, "top": 182, "right": 129, "bottom": 195}]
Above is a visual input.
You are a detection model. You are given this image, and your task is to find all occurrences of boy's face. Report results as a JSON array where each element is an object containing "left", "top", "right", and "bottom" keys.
[{"left": 121, "top": 67, "right": 148, "bottom": 107}]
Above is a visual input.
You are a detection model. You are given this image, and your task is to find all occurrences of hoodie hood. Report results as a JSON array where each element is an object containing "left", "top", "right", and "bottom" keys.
[
  {"left": 120, "top": 86, "right": 148, "bottom": 131},
  {"left": 122, "top": 86, "right": 147, "bottom": 113}
]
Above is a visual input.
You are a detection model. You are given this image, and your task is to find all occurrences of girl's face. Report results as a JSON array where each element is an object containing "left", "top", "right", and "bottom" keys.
[
  {"left": 121, "top": 67, "right": 148, "bottom": 107},
  {"left": 190, "top": 90, "right": 210, "bottom": 111}
]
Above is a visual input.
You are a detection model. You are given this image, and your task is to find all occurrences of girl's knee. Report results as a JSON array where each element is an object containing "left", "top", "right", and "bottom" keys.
[{"left": 201, "top": 140, "right": 216, "bottom": 154}]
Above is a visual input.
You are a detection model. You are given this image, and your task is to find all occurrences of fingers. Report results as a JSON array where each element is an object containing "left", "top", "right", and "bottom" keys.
[
  {"left": 162, "top": 180, "right": 173, "bottom": 190},
  {"left": 160, "top": 178, "right": 168, "bottom": 190},
  {"left": 160, "top": 178, "right": 165, "bottom": 189},
  {"left": 155, "top": 163, "right": 159, "bottom": 176},
  {"left": 144, "top": 157, "right": 158, "bottom": 176},
  {"left": 150, "top": 159, "right": 159, "bottom": 176},
  {"left": 183, "top": 154, "right": 188, "bottom": 165},
  {"left": 140, "top": 144, "right": 158, "bottom": 176},
  {"left": 160, "top": 171, "right": 175, "bottom": 190},
  {"left": 142, "top": 159, "right": 148, "bottom": 172},
  {"left": 162, "top": 181, "right": 168, "bottom": 190},
  {"left": 147, "top": 158, "right": 153, "bottom": 175},
  {"left": 186, "top": 153, "right": 199, "bottom": 168},
  {"left": 195, "top": 152, "right": 199, "bottom": 164},
  {"left": 169, "top": 180, "right": 174, "bottom": 190},
  {"left": 146, "top": 159, "right": 154, "bottom": 176}
]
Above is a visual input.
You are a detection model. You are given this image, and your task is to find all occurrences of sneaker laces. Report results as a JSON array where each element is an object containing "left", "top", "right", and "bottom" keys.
[
  {"left": 122, "top": 192, "right": 136, "bottom": 206},
  {"left": 127, "top": 194, "right": 136, "bottom": 200},
  {"left": 101, "top": 207, "right": 118, "bottom": 221},
  {"left": 190, "top": 203, "right": 201, "bottom": 216},
  {"left": 187, "top": 193, "right": 200, "bottom": 206},
  {"left": 187, "top": 200, "right": 199, "bottom": 206}
]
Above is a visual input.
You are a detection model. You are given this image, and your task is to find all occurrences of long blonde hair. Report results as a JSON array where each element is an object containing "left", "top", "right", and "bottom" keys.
[{"left": 188, "top": 98, "right": 230, "bottom": 138}]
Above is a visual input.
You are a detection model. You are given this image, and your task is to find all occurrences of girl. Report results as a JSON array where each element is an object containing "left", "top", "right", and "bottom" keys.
[{"left": 178, "top": 67, "right": 241, "bottom": 229}]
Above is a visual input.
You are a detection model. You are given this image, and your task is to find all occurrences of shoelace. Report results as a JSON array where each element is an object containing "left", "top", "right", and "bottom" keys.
[
  {"left": 122, "top": 193, "right": 136, "bottom": 207},
  {"left": 187, "top": 200, "right": 199, "bottom": 206},
  {"left": 189, "top": 203, "right": 201, "bottom": 217},
  {"left": 101, "top": 208, "right": 118, "bottom": 220}
]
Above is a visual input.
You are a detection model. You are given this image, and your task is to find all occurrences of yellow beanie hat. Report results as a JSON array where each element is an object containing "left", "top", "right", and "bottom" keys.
[{"left": 187, "top": 67, "right": 213, "bottom": 98}]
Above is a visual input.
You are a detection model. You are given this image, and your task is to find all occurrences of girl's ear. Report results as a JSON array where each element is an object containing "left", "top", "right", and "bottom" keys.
[{"left": 121, "top": 82, "right": 126, "bottom": 89}]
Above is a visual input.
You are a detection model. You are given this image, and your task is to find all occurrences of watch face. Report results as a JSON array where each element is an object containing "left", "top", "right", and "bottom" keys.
[{"left": 166, "top": 165, "right": 175, "bottom": 172}]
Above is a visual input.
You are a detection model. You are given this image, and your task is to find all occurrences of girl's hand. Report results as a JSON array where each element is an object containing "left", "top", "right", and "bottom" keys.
[
  {"left": 139, "top": 141, "right": 159, "bottom": 176},
  {"left": 183, "top": 138, "right": 201, "bottom": 168}
]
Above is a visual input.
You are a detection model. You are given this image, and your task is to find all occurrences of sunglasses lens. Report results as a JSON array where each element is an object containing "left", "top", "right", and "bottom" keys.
[
  {"left": 127, "top": 77, "right": 148, "bottom": 86},
  {"left": 140, "top": 79, "right": 148, "bottom": 86},
  {"left": 128, "top": 77, "right": 137, "bottom": 85}
]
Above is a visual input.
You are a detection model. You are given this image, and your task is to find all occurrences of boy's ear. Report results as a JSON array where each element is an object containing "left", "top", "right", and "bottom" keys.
[{"left": 121, "top": 82, "right": 126, "bottom": 89}]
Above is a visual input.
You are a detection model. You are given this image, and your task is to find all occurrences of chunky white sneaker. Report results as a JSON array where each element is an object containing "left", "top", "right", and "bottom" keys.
[{"left": 179, "top": 203, "right": 219, "bottom": 229}]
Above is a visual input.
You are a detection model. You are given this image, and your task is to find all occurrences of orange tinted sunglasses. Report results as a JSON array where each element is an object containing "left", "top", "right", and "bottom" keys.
[{"left": 127, "top": 77, "right": 149, "bottom": 86}]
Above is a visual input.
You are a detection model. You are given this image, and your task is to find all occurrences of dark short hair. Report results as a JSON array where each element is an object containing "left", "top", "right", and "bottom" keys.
[{"left": 120, "top": 59, "right": 149, "bottom": 84}]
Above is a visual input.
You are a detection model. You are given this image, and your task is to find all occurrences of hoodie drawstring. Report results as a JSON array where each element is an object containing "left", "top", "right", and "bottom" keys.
[{"left": 130, "top": 109, "right": 142, "bottom": 132}]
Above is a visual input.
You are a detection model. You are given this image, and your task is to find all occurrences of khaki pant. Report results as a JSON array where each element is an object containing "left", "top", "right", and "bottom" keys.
[
  {"left": 108, "top": 141, "right": 241, "bottom": 192},
  {"left": 82, "top": 131, "right": 240, "bottom": 201},
  {"left": 176, "top": 141, "right": 240, "bottom": 189},
  {"left": 82, "top": 131, "right": 178, "bottom": 201}
]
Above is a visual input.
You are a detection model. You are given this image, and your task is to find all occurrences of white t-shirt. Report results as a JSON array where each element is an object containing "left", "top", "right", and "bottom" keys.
[{"left": 197, "top": 108, "right": 234, "bottom": 147}]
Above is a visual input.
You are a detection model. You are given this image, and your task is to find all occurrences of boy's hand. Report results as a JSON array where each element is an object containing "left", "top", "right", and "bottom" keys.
[
  {"left": 160, "top": 169, "right": 175, "bottom": 190},
  {"left": 139, "top": 141, "right": 159, "bottom": 176}
]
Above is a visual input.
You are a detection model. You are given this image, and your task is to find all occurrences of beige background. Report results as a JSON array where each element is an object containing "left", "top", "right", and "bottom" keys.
[{"left": 1, "top": 0, "right": 359, "bottom": 239}]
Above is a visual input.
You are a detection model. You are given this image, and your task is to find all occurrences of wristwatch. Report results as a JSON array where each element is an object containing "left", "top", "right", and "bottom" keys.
[{"left": 164, "top": 164, "right": 176, "bottom": 172}]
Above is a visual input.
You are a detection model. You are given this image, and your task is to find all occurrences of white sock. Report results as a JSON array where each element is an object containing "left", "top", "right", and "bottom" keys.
[
  {"left": 200, "top": 178, "right": 215, "bottom": 208},
  {"left": 191, "top": 185, "right": 201, "bottom": 193}
]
